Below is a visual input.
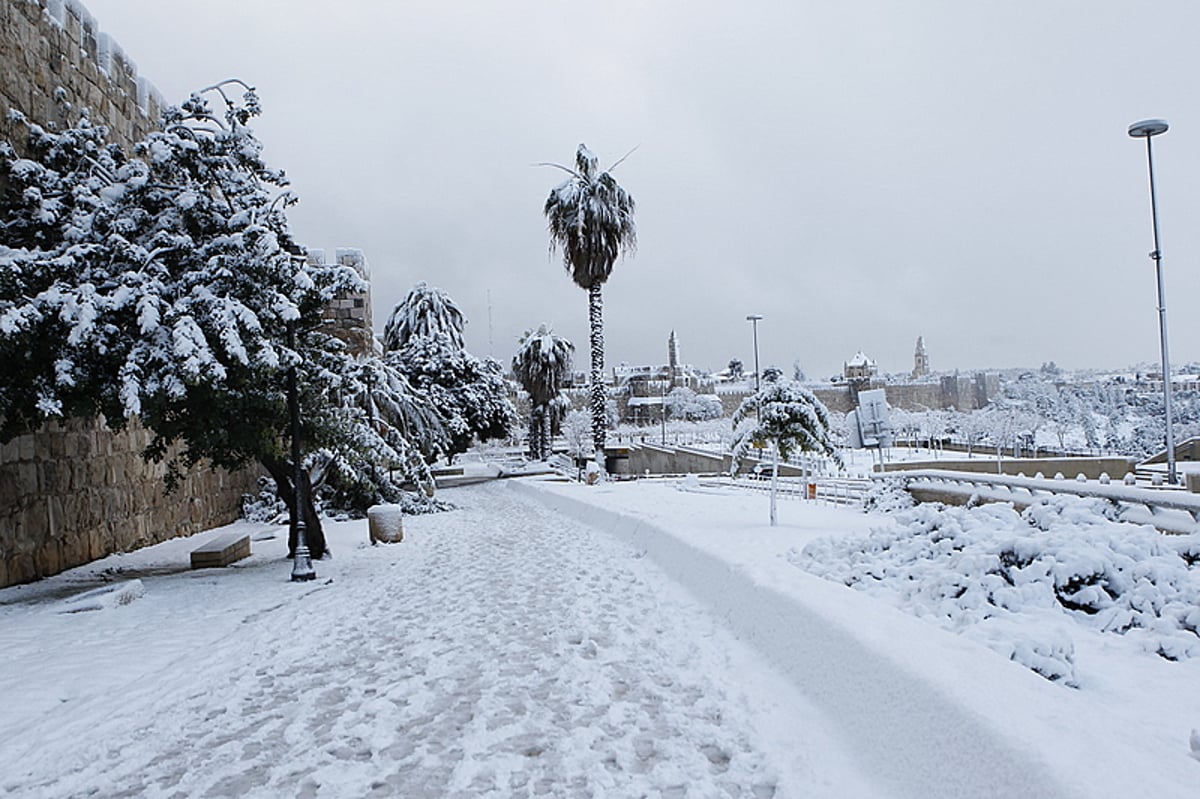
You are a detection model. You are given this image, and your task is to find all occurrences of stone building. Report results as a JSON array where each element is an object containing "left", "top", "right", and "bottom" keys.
[
  {"left": 313, "top": 248, "right": 374, "bottom": 357},
  {"left": 844, "top": 351, "right": 878, "bottom": 381},
  {"left": 912, "top": 336, "right": 930, "bottom": 379}
]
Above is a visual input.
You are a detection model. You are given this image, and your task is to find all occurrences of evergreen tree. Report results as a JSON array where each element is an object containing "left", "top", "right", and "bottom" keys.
[
  {"left": 0, "top": 83, "right": 436, "bottom": 557},
  {"left": 730, "top": 379, "right": 836, "bottom": 525}
]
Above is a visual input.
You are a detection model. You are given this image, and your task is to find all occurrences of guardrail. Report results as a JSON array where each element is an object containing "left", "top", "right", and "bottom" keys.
[
  {"left": 707, "top": 474, "right": 871, "bottom": 507},
  {"left": 878, "top": 469, "right": 1200, "bottom": 535}
]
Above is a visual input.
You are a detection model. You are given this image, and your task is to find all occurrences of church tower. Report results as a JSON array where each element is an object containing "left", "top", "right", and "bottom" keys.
[
  {"left": 668, "top": 330, "right": 681, "bottom": 385},
  {"left": 912, "top": 336, "right": 930, "bottom": 379}
]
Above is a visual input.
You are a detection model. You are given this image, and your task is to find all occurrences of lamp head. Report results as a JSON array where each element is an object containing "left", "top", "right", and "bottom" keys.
[{"left": 1129, "top": 119, "right": 1169, "bottom": 138}]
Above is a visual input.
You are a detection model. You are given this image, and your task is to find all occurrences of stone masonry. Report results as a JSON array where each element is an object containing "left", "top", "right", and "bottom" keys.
[
  {"left": 0, "top": 416, "right": 260, "bottom": 588},
  {"left": 0, "top": 0, "right": 163, "bottom": 154}
]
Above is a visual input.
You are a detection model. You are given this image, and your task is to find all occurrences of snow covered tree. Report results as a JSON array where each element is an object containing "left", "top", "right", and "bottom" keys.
[
  {"left": 665, "top": 386, "right": 723, "bottom": 421},
  {"left": 381, "top": 283, "right": 513, "bottom": 463},
  {"left": 381, "top": 282, "right": 465, "bottom": 352},
  {"left": 387, "top": 333, "right": 515, "bottom": 464},
  {"left": 730, "top": 379, "right": 837, "bottom": 526},
  {"left": 727, "top": 358, "right": 744, "bottom": 381},
  {"left": 543, "top": 144, "right": 636, "bottom": 470},
  {"left": 511, "top": 325, "right": 574, "bottom": 460},
  {"left": 0, "top": 83, "right": 434, "bottom": 558}
]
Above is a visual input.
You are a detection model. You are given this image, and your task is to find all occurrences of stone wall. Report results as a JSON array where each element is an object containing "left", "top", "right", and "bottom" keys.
[
  {"left": 0, "top": 0, "right": 260, "bottom": 589},
  {"left": 0, "top": 0, "right": 163, "bottom": 153},
  {"left": 714, "top": 373, "right": 999, "bottom": 417},
  {"left": 0, "top": 416, "right": 260, "bottom": 588}
]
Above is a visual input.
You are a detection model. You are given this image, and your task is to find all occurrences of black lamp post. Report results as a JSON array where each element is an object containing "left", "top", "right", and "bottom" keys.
[
  {"left": 1128, "top": 118, "right": 1177, "bottom": 486},
  {"left": 287, "top": 319, "right": 316, "bottom": 581}
]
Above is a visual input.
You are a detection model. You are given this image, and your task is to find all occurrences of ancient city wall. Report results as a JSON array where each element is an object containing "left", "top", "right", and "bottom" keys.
[
  {"left": 0, "top": 417, "right": 260, "bottom": 588},
  {"left": 0, "top": 0, "right": 164, "bottom": 153},
  {"left": 0, "top": 0, "right": 259, "bottom": 589}
]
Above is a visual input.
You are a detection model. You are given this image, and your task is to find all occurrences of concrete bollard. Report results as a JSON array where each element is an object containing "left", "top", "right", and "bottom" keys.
[{"left": 367, "top": 504, "right": 404, "bottom": 544}]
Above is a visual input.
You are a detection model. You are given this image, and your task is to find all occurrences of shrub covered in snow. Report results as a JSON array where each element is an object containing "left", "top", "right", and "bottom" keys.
[
  {"left": 791, "top": 496, "right": 1200, "bottom": 685},
  {"left": 861, "top": 477, "right": 915, "bottom": 513}
]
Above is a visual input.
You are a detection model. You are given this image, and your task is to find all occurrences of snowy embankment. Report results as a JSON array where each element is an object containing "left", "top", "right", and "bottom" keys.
[{"left": 520, "top": 477, "right": 1200, "bottom": 797}]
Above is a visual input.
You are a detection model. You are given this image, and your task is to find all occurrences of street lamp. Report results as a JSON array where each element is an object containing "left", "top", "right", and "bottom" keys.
[
  {"left": 287, "top": 319, "right": 316, "bottom": 581},
  {"left": 746, "top": 314, "right": 763, "bottom": 393},
  {"left": 1128, "top": 118, "right": 1177, "bottom": 486}
]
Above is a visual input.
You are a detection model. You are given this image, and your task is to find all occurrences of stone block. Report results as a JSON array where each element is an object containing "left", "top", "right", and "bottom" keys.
[
  {"left": 36, "top": 540, "right": 61, "bottom": 576},
  {"left": 190, "top": 533, "right": 250, "bottom": 568},
  {"left": 61, "top": 533, "right": 88, "bottom": 571},
  {"left": 9, "top": 554, "right": 37, "bottom": 584}
]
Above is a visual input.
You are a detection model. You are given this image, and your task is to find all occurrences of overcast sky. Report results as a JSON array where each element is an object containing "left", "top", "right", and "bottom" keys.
[{"left": 81, "top": 0, "right": 1200, "bottom": 380}]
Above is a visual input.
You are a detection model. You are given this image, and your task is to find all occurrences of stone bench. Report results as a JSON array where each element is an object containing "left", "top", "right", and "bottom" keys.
[{"left": 190, "top": 532, "right": 251, "bottom": 569}]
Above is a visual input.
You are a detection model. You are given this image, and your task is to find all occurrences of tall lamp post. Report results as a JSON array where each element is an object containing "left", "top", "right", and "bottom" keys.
[
  {"left": 746, "top": 314, "right": 763, "bottom": 393},
  {"left": 1128, "top": 118, "right": 1177, "bottom": 486},
  {"left": 287, "top": 319, "right": 316, "bottom": 581}
]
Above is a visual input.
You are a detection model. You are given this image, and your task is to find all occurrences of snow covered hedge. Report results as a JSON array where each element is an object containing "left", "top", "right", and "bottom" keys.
[{"left": 791, "top": 496, "right": 1200, "bottom": 686}]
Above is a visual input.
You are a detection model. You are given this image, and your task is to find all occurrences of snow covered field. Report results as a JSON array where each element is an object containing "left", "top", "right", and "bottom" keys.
[{"left": 2, "top": 477, "right": 1198, "bottom": 797}]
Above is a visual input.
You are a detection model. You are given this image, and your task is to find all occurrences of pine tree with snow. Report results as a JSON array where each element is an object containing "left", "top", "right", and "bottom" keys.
[
  {"left": 511, "top": 325, "right": 574, "bottom": 460},
  {"left": 543, "top": 144, "right": 636, "bottom": 471},
  {"left": 0, "top": 83, "right": 436, "bottom": 558},
  {"left": 730, "top": 379, "right": 836, "bottom": 526}
]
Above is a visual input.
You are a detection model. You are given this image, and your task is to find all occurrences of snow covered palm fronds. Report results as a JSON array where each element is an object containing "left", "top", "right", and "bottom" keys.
[
  {"left": 792, "top": 496, "right": 1200, "bottom": 685},
  {"left": 512, "top": 325, "right": 574, "bottom": 460},
  {"left": 543, "top": 144, "right": 637, "bottom": 291},
  {"left": 381, "top": 282, "right": 466, "bottom": 352}
]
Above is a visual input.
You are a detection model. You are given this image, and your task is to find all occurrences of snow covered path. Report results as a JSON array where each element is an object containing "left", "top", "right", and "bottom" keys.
[{"left": 1, "top": 481, "right": 863, "bottom": 798}]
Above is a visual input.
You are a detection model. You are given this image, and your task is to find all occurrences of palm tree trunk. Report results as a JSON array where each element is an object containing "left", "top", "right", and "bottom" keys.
[
  {"left": 543, "top": 405, "right": 553, "bottom": 460},
  {"left": 529, "top": 407, "right": 541, "bottom": 460},
  {"left": 588, "top": 283, "right": 606, "bottom": 466}
]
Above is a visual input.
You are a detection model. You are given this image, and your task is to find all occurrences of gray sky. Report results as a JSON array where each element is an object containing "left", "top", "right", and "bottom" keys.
[{"left": 82, "top": 0, "right": 1200, "bottom": 380}]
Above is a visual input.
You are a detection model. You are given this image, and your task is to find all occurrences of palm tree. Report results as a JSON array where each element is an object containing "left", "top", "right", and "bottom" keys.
[
  {"left": 543, "top": 144, "right": 636, "bottom": 469},
  {"left": 382, "top": 282, "right": 466, "bottom": 353},
  {"left": 512, "top": 325, "right": 574, "bottom": 460}
]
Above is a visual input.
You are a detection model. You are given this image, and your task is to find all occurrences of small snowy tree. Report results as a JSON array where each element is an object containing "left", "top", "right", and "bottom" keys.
[
  {"left": 730, "top": 379, "right": 836, "bottom": 526},
  {"left": 665, "top": 386, "right": 723, "bottom": 421},
  {"left": 391, "top": 338, "right": 515, "bottom": 463}
]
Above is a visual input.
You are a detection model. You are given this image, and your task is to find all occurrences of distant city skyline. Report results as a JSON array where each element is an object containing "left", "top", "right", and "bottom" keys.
[{"left": 81, "top": 0, "right": 1200, "bottom": 379}]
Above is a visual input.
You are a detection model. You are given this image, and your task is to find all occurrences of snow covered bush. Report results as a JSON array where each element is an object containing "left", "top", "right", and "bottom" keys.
[
  {"left": 861, "top": 477, "right": 915, "bottom": 513},
  {"left": 792, "top": 496, "right": 1200, "bottom": 685},
  {"left": 242, "top": 477, "right": 288, "bottom": 523}
]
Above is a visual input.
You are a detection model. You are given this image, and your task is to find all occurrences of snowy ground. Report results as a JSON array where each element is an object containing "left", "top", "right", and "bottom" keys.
[{"left": 2, "top": 477, "right": 1198, "bottom": 797}]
